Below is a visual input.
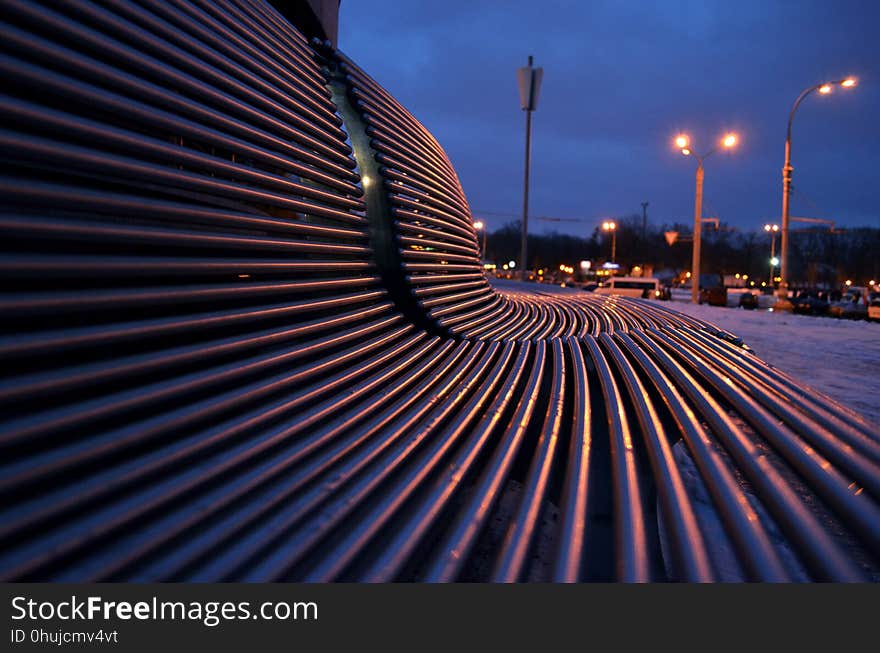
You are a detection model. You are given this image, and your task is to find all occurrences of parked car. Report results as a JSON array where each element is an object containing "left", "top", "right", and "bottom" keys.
[
  {"left": 738, "top": 291, "right": 759, "bottom": 310},
  {"left": 698, "top": 274, "right": 727, "bottom": 306},
  {"left": 793, "top": 290, "right": 830, "bottom": 316},
  {"left": 867, "top": 291, "right": 880, "bottom": 322},
  {"left": 829, "top": 289, "right": 867, "bottom": 319}
]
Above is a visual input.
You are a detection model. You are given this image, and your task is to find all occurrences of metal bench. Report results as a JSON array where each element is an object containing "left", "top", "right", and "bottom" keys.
[{"left": 0, "top": 0, "right": 877, "bottom": 582}]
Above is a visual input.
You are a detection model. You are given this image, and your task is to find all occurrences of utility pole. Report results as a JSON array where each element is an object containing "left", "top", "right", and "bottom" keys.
[
  {"left": 641, "top": 201, "right": 649, "bottom": 240},
  {"left": 516, "top": 55, "right": 543, "bottom": 281}
]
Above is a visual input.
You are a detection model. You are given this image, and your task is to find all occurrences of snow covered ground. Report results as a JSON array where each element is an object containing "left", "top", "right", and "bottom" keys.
[{"left": 491, "top": 278, "right": 880, "bottom": 424}]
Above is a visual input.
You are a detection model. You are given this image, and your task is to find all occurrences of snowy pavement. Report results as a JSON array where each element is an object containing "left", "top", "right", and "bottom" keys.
[{"left": 490, "top": 278, "right": 880, "bottom": 424}]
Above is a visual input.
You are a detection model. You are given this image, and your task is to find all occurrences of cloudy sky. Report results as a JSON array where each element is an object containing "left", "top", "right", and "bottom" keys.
[{"left": 337, "top": 0, "right": 879, "bottom": 236}]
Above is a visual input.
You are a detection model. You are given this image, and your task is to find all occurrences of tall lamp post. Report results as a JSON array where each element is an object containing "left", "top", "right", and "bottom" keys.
[
  {"left": 778, "top": 77, "right": 857, "bottom": 305},
  {"left": 764, "top": 223, "right": 779, "bottom": 286},
  {"left": 601, "top": 220, "right": 617, "bottom": 262},
  {"left": 517, "top": 55, "right": 543, "bottom": 281},
  {"left": 675, "top": 132, "right": 738, "bottom": 304},
  {"left": 473, "top": 220, "right": 486, "bottom": 260}
]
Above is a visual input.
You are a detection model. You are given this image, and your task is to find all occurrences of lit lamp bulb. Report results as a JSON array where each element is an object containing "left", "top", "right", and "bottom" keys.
[
  {"left": 722, "top": 133, "right": 737, "bottom": 148},
  {"left": 841, "top": 78, "right": 857, "bottom": 88},
  {"left": 818, "top": 84, "right": 832, "bottom": 94}
]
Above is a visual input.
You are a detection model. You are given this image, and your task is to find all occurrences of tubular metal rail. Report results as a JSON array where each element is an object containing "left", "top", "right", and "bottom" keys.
[{"left": 0, "top": 0, "right": 877, "bottom": 582}]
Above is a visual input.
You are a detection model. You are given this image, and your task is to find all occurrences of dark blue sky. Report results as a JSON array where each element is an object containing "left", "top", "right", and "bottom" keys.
[{"left": 338, "top": 0, "right": 880, "bottom": 236}]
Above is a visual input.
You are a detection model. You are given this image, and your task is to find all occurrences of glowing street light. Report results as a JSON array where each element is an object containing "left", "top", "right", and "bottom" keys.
[
  {"left": 602, "top": 220, "right": 617, "bottom": 262},
  {"left": 473, "top": 220, "right": 486, "bottom": 259},
  {"left": 674, "top": 131, "right": 740, "bottom": 303},
  {"left": 778, "top": 76, "right": 858, "bottom": 307},
  {"left": 764, "top": 223, "right": 780, "bottom": 285}
]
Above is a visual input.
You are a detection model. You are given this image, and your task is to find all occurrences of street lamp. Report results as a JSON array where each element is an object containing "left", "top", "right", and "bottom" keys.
[
  {"left": 675, "top": 132, "right": 739, "bottom": 303},
  {"left": 764, "top": 223, "right": 779, "bottom": 285},
  {"left": 602, "top": 220, "right": 617, "bottom": 262},
  {"left": 778, "top": 77, "right": 857, "bottom": 306},
  {"left": 473, "top": 220, "right": 486, "bottom": 260},
  {"left": 517, "top": 55, "right": 543, "bottom": 281}
]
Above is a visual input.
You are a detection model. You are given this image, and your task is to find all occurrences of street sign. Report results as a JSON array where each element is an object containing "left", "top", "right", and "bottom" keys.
[
  {"left": 664, "top": 231, "right": 679, "bottom": 246},
  {"left": 517, "top": 64, "right": 543, "bottom": 111}
]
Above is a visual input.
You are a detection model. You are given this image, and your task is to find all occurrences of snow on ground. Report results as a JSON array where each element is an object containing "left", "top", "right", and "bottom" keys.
[{"left": 490, "top": 278, "right": 880, "bottom": 424}]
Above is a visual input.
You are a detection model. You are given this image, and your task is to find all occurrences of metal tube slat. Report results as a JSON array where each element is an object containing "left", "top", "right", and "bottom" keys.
[{"left": 1, "top": 0, "right": 876, "bottom": 583}]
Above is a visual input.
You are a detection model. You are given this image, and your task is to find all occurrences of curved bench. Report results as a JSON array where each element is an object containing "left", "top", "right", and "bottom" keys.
[{"left": 0, "top": 0, "right": 877, "bottom": 582}]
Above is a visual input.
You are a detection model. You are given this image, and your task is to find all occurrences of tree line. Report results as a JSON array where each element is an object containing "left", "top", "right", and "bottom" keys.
[{"left": 484, "top": 215, "right": 880, "bottom": 286}]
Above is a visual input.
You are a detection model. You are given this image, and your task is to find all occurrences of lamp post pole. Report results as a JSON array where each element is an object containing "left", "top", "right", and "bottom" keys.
[
  {"left": 473, "top": 221, "right": 486, "bottom": 260},
  {"left": 691, "top": 162, "right": 704, "bottom": 304},
  {"left": 674, "top": 132, "right": 738, "bottom": 304},
  {"left": 601, "top": 221, "right": 617, "bottom": 264},
  {"left": 778, "top": 77, "right": 857, "bottom": 305},
  {"left": 779, "top": 92, "right": 802, "bottom": 304},
  {"left": 764, "top": 224, "right": 779, "bottom": 286},
  {"left": 517, "top": 55, "right": 543, "bottom": 281},
  {"left": 770, "top": 232, "right": 776, "bottom": 286},
  {"left": 521, "top": 102, "right": 532, "bottom": 281}
]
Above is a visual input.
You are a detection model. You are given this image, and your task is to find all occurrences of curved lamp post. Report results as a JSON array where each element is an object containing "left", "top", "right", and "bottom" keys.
[
  {"left": 675, "top": 132, "right": 738, "bottom": 304},
  {"left": 777, "top": 77, "right": 857, "bottom": 304}
]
